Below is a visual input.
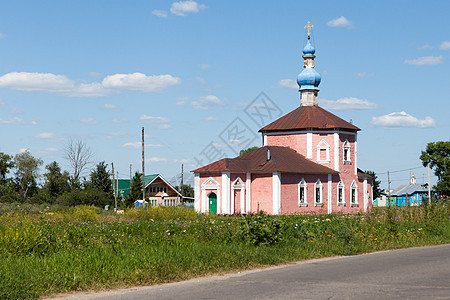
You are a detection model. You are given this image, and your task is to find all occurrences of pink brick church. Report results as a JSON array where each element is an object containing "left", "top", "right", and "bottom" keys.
[{"left": 193, "top": 24, "right": 373, "bottom": 215}]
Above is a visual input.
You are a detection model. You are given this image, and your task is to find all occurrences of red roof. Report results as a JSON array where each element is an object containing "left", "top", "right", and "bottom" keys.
[
  {"left": 259, "top": 105, "right": 360, "bottom": 133},
  {"left": 192, "top": 146, "right": 338, "bottom": 175}
]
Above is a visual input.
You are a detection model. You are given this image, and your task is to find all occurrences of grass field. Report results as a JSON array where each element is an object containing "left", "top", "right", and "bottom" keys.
[{"left": 0, "top": 202, "right": 448, "bottom": 299}]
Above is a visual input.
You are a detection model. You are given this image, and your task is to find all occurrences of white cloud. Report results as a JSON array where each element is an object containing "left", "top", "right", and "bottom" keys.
[
  {"left": 419, "top": 44, "right": 433, "bottom": 50},
  {"left": 356, "top": 72, "right": 374, "bottom": 78},
  {"left": 327, "top": 16, "right": 352, "bottom": 28},
  {"left": 123, "top": 142, "right": 165, "bottom": 149},
  {"left": 440, "top": 41, "right": 450, "bottom": 50},
  {"left": 102, "top": 73, "right": 181, "bottom": 92},
  {"left": 0, "top": 72, "right": 180, "bottom": 97},
  {"left": 190, "top": 95, "right": 224, "bottom": 110},
  {"left": 371, "top": 111, "right": 436, "bottom": 128},
  {"left": 0, "top": 117, "right": 27, "bottom": 125},
  {"left": 146, "top": 157, "right": 168, "bottom": 163},
  {"left": 204, "top": 116, "right": 219, "bottom": 121},
  {"left": 102, "top": 104, "right": 118, "bottom": 111},
  {"left": 176, "top": 100, "right": 187, "bottom": 106},
  {"left": 140, "top": 115, "right": 170, "bottom": 123},
  {"left": 0, "top": 72, "right": 74, "bottom": 92},
  {"left": 0, "top": 33, "right": 5, "bottom": 39},
  {"left": 321, "top": 97, "right": 378, "bottom": 110},
  {"left": 170, "top": 1, "right": 206, "bottom": 16},
  {"left": 157, "top": 124, "right": 172, "bottom": 129},
  {"left": 199, "top": 64, "right": 211, "bottom": 69},
  {"left": 152, "top": 10, "right": 168, "bottom": 18},
  {"left": 89, "top": 72, "right": 102, "bottom": 77},
  {"left": 111, "top": 118, "right": 128, "bottom": 123},
  {"left": 77, "top": 118, "right": 98, "bottom": 125},
  {"left": 19, "top": 148, "right": 29, "bottom": 153},
  {"left": 35, "top": 132, "right": 55, "bottom": 139},
  {"left": 45, "top": 147, "right": 58, "bottom": 152},
  {"left": 275, "top": 79, "right": 298, "bottom": 89},
  {"left": 404, "top": 56, "right": 443, "bottom": 66}
]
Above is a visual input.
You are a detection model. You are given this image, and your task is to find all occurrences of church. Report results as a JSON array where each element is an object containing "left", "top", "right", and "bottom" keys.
[{"left": 192, "top": 23, "right": 373, "bottom": 215}]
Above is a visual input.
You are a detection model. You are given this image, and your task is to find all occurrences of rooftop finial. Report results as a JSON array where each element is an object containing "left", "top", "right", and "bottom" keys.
[{"left": 304, "top": 21, "right": 314, "bottom": 37}]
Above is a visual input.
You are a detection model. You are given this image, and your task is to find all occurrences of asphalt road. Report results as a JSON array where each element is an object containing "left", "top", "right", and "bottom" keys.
[{"left": 53, "top": 244, "right": 450, "bottom": 300}]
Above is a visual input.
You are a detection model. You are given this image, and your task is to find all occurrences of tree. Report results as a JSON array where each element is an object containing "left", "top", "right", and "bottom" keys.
[
  {"left": 175, "top": 184, "right": 194, "bottom": 198},
  {"left": 0, "top": 152, "right": 14, "bottom": 184},
  {"left": 87, "top": 161, "right": 113, "bottom": 196},
  {"left": 364, "top": 170, "right": 382, "bottom": 200},
  {"left": 14, "top": 150, "right": 43, "bottom": 198},
  {"left": 420, "top": 141, "right": 450, "bottom": 196},
  {"left": 42, "top": 161, "right": 70, "bottom": 199},
  {"left": 64, "top": 139, "right": 93, "bottom": 187},
  {"left": 126, "top": 172, "right": 143, "bottom": 206},
  {"left": 240, "top": 146, "right": 259, "bottom": 156}
]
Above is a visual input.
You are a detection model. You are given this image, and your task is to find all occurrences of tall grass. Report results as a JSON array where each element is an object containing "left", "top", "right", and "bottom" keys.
[{"left": 0, "top": 203, "right": 448, "bottom": 299}]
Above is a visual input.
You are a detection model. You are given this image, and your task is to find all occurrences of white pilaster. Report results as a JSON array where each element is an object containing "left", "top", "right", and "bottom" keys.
[
  {"left": 272, "top": 172, "right": 281, "bottom": 215},
  {"left": 307, "top": 132, "right": 312, "bottom": 159},
  {"left": 354, "top": 134, "right": 358, "bottom": 175},
  {"left": 328, "top": 174, "right": 332, "bottom": 214},
  {"left": 194, "top": 173, "right": 200, "bottom": 212},
  {"left": 364, "top": 177, "right": 368, "bottom": 212},
  {"left": 263, "top": 134, "right": 267, "bottom": 146},
  {"left": 334, "top": 132, "right": 339, "bottom": 172},
  {"left": 246, "top": 173, "right": 251, "bottom": 213},
  {"left": 222, "top": 172, "right": 230, "bottom": 214}
]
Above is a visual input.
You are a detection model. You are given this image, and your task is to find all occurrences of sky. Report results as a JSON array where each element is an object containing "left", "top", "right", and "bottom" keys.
[{"left": 0, "top": 0, "right": 448, "bottom": 190}]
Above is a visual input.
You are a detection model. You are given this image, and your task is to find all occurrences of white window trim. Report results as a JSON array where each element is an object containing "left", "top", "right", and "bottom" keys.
[
  {"left": 343, "top": 140, "right": 351, "bottom": 165},
  {"left": 351, "top": 180, "right": 358, "bottom": 206},
  {"left": 316, "top": 139, "right": 330, "bottom": 163},
  {"left": 231, "top": 177, "right": 246, "bottom": 214},
  {"left": 201, "top": 177, "right": 221, "bottom": 213},
  {"left": 298, "top": 178, "right": 308, "bottom": 207},
  {"left": 314, "top": 179, "right": 323, "bottom": 206},
  {"left": 337, "top": 180, "right": 345, "bottom": 206}
]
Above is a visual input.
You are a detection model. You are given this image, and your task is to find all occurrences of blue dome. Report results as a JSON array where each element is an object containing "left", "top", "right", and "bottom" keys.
[
  {"left": 303, "top": 38, "right": 315, "bottom": 55},
  {"left": 297, "top": 68, "right": 321, "bottom": 90}
]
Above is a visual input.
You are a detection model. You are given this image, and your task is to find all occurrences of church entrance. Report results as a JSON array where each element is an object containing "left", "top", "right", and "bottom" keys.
[{"left": 208, "top": 192, "right": 217, "bottom": 214}]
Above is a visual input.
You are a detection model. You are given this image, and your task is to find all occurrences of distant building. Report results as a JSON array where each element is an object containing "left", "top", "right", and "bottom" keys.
[
  {"left": 373, "top": 190, "right": 396, "bottom": 207},
  {"left": 391, "top": 173, "right": 428, "bottom": 206},
  {"left": 192, "top": 22, "right": 373, "bottom": 215},
  {"left": 118, "top": 174, "right": 182, "bottom": 207}
]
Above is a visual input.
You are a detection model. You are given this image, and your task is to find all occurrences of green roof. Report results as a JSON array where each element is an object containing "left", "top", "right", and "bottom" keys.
[{"left": 117, "top": 174, "right": 159, "bottom": 198}]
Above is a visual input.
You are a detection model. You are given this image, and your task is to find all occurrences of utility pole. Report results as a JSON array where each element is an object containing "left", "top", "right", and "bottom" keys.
[
  {"left": 142, "top": 127, "right": 145, "bottom": 201},
  {"left": 130, "top": 164, "right": 132, "bottom": 191},
  {"left": 112, "top": 162, "right": 117, "bottom": 211},
  {"left": 116, "top": 171, "right": 119, "bottom": 210},
  {"left": 181, "top": 164, "right": 184, "bottom": 202},
  {"left": 427, "top": 163, "right": 431, "bottom": 204},
  {"left": 387, "top": 171, "right": 391, "bottom": 207}
]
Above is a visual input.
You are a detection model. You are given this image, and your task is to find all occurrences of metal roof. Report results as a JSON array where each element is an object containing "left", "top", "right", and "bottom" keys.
[
  {"left": 391, "top": 184, "right": 428, "bottom": 196},
  {"left": 192, "top": 146, "right": 338, "bottom": 175},
  {"left": 259, "top": 105, "right": 360, "bottom": 133}
]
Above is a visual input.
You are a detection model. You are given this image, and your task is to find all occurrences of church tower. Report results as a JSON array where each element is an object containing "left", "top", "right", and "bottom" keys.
[{"left": 298, "top": 21, "right": 321, "bottom": 106}]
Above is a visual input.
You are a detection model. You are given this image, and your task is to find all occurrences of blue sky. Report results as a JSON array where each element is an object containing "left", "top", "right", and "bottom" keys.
[{"left": 0, "top": 0, "right": 448, "bottom": 189}]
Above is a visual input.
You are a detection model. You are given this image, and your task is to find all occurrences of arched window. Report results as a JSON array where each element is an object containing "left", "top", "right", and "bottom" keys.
[
  {"left": 314, "top": 179, "right": 323, "bottom": 206},
  {"left": 337, "top": 180, "right": 345, "bottom": 206},
  {"left": 316, "top": 139, "right": 330, "bottom": 163},
  {"left": 351, "top": 180, "right": 358, "bottom": 206},
  {"left": 298, "top": 178, "right": 308, "bottom": 207},
  {"left": 343, "top": 140, "right": 351, "bottom": 164}
]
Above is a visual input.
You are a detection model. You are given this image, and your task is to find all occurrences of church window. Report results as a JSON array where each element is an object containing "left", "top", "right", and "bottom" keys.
[
  {"left": 314, "top": 179, "right": 323, "bottom": 206},
  {"left": 337, "top": 180, "right": 345, "bottom": 206},
  {"left": 351, "top": 181, "right": 358, "bottom": 206},
  {"left": 316, "top": 139, "right": 330, "bottom": 163},
  {"left": 298, "top": 178, "right": 307, "bottom": 207},
  {"left": 343, "top": 140, "right": 351, "bottom": 165}
]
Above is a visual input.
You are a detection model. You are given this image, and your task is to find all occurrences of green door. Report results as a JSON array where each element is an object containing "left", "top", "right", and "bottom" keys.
[{"left": 208, "top": 193, "right": 217, "bottom": 214}]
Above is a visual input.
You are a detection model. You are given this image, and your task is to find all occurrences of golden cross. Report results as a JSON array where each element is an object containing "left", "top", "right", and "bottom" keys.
[{"left": 304, "top": 21, "right": 314, "bottom": 36}]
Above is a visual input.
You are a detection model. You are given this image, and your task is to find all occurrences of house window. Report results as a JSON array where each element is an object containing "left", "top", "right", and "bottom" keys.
[
  {"left": 343, "top": 140, "right": 351, "bottom": 165},
  {"left": 298, "top": 178, "right": 307, "bottom": 207},
  {"left": 316, "top": 139, "right": 330, "bottom": 163},
  {"left": 337, "top": 180, "right": 345, "bottom": 206},
  {"left": 351, "top": 181, "right": 358, "bottom": 206},
  {"left": 314, "top": 179, "right": 322, "bottom": 206}
]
